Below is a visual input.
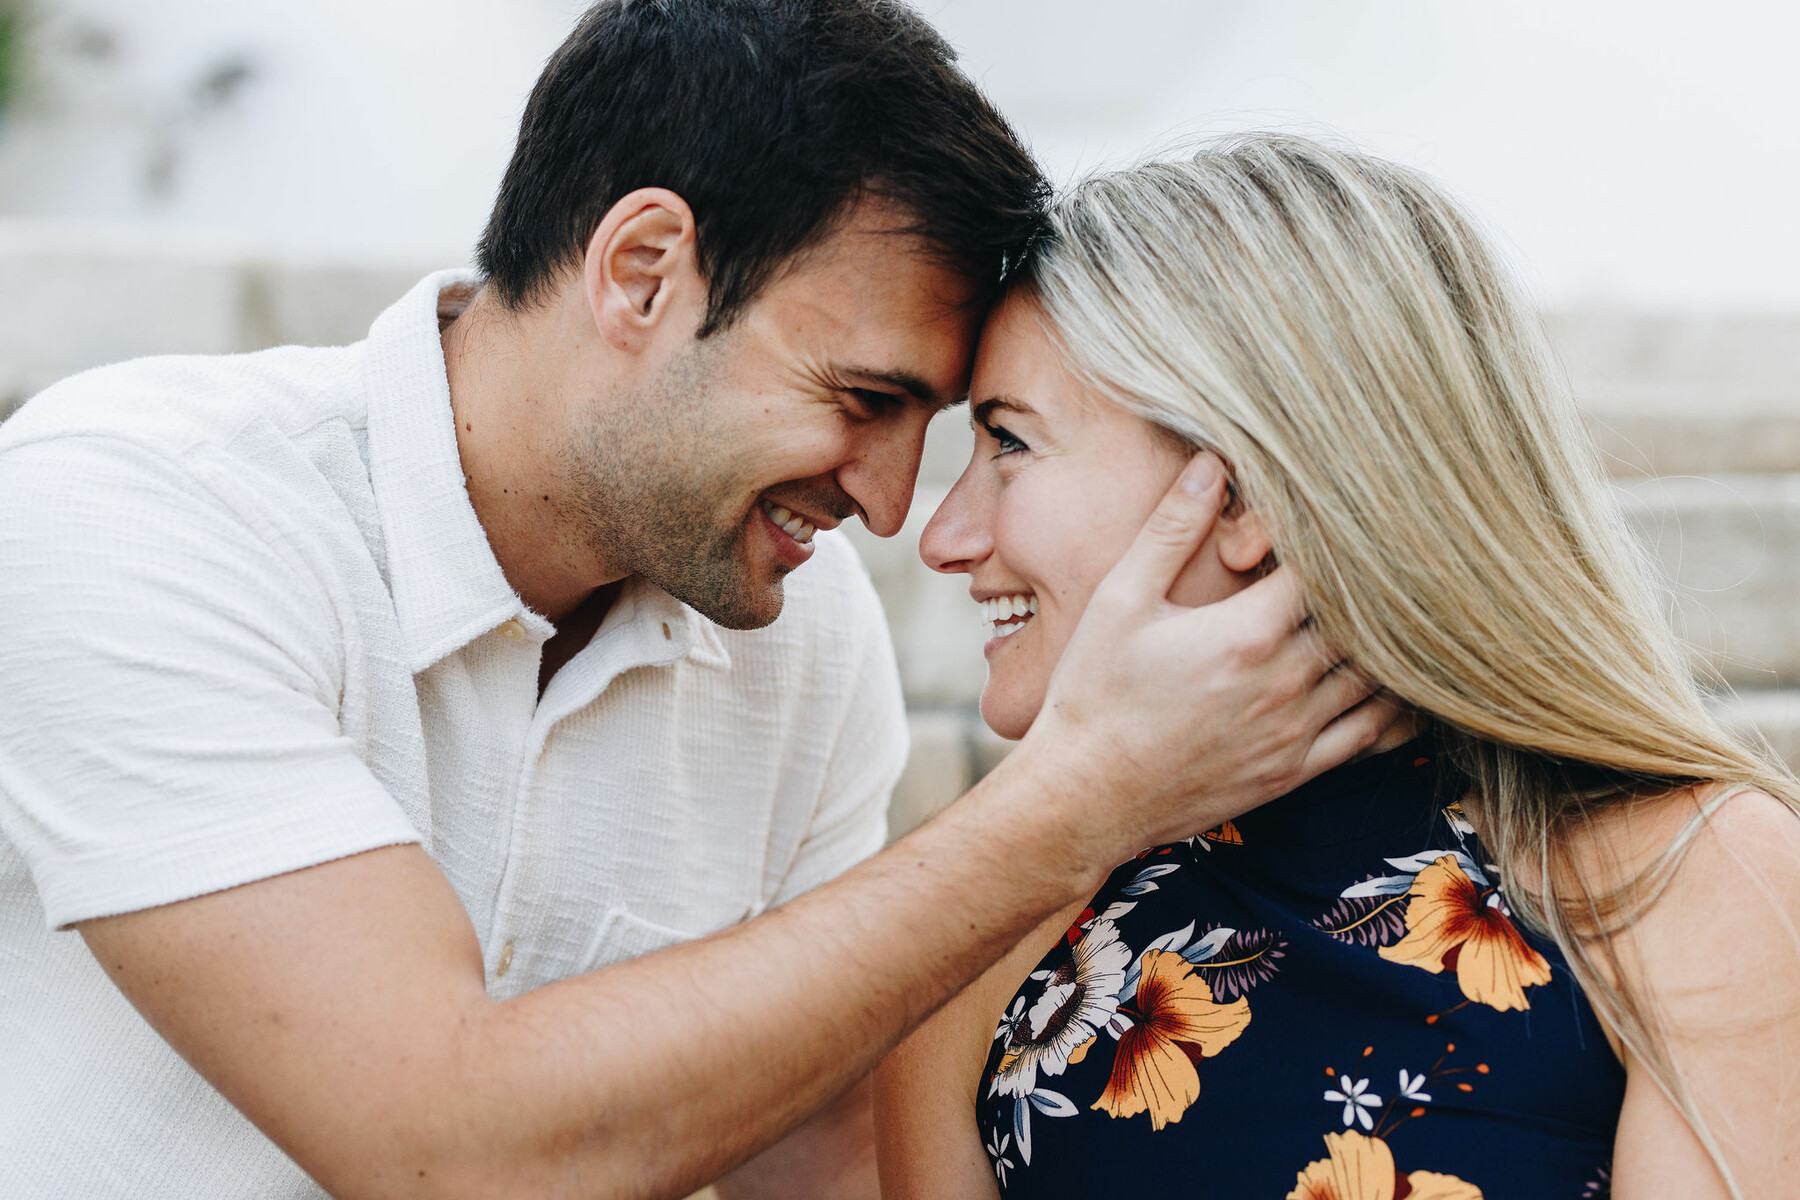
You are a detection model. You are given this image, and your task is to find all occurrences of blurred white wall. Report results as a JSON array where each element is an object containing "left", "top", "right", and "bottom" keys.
[
  {"left": 0, "top": 0, "right": 586, "bottom": 266},
  {"left": 1, "top": 0, "right": 1797, "bottom": 309}
]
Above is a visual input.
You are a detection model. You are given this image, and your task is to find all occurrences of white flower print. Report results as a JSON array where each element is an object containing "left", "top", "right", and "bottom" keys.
[
  {"left": 1397, "top": 1068, "right": 1433, "bottom": 1103},
  {"left": 994, "top": 995, "right": 1026, "bottom": 1043},
  {"left": 1324, "top": 1074, "right": 1382, "bottom": 1130},
  {"left": 984, "top": 1128, "right": 1015, "bottom": 1186},
  {"left": 1007, "top": 1087, "right": 1078, "bottom": 1166},
  {"left": 988, "top": 920, "right": 1131, "bottom": 1100}
]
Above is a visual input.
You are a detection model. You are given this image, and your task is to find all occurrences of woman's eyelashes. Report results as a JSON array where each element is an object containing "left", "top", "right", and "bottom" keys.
[{"left": 980, "top": 419, "right": 1028, "bottom": 456}]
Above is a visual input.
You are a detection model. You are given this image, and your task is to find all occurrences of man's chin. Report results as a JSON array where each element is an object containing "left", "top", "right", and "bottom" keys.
[{"left": 683, "top": 577, "right": 786, "bottom": 631}]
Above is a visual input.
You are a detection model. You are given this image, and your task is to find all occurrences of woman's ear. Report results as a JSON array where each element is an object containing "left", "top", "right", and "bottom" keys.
[{"left": 1216, "top": 494, "right": 1274, "bottom": 574}]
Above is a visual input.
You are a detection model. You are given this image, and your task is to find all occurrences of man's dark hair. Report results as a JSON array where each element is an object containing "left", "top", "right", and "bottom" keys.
[{"left": 476, "top": 0, "right": 1048, "bottom": 335}]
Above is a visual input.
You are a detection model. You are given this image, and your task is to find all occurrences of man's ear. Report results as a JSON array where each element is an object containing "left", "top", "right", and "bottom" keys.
[
  {"left": 1216, "top": 492, "right": 1274, "bottom": 574},
  {"left": 583, "top": 187, "right": 700, "bottom": 352}
]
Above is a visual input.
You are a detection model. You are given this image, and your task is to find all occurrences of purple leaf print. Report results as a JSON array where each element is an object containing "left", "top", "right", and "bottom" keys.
[
  {"left": 1193, "top": 927, "right": 1286, "bottom": 1001},
  {"left": 1312, "top": 880, "right": 1410, "bottom": 948}
]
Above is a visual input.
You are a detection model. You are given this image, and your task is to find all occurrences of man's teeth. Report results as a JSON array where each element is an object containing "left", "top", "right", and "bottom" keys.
[
  {"left": 980, "top": 593, "right": 1038, "bottom": 637},
  {"left": 761, "top": 501, "right": 816, "bottom": 543}
]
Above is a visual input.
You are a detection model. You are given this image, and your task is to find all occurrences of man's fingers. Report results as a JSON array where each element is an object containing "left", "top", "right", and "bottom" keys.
[
  {"left": 1299, "top": 693, "right": 1408, "bottom": 782},
  {"left": 1303, "top": 660, "right": 1378, "bottom": 727},
  {"left": 1101, "top": 453, "right": 1229, "bottom": 606},
  {"left": 1207, "top": 562, "right": 1310, "bottom": 635}
]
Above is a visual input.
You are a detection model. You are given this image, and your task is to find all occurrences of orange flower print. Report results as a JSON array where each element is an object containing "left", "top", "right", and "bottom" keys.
[
  {"left": 1379, "top": 856, "right": 1550, "bottom": 1012},
  {"left": 1204, "top": 819, "right": 1243, "bottom": 845},
  {"left": 1287, "top": 1130, "right": 1482, "bottom": 1200},
  {"left": 1189, "top": 819, "right": 1243, "bottom": 852},
  {"left": 1091, "top": 949, "right": 1249, "bottom": 1130}
]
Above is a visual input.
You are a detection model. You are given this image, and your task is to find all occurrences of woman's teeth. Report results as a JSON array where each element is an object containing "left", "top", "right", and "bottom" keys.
[
  {"left": 980, "top": 593, "right": 1038, "bottom": 638},
  {"left": 761, "top": 500, "right": 816, "bottom": 544}
]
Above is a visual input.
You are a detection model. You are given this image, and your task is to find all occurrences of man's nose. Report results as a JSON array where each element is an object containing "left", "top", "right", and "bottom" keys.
[{"left": 839, "top": 422, "right": 927, "bottom": 539}]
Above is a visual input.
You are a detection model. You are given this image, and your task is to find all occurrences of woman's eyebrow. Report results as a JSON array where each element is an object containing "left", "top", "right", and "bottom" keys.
[{"left": 971, "top": 395, "right": 1038, "bottom": 424}]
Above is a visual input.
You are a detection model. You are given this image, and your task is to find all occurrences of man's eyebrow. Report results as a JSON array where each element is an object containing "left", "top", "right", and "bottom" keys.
[{"left": 837, "top": 366, "right": 952, "bottom": 408}]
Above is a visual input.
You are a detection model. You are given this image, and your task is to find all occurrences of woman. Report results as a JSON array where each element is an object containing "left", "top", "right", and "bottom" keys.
[{"left": 874, "top": 136, "right": 1800, "bottom": 1200}]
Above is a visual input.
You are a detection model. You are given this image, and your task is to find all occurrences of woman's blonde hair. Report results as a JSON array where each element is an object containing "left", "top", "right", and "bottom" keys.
[{"left": 1018, "top": 133, "right": 1798, "bottom": 1195}]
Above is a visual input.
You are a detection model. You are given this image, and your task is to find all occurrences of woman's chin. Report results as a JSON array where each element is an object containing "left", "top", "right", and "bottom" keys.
[{"left": 978, "top": 689, "right": 1041, "bottom": 743}]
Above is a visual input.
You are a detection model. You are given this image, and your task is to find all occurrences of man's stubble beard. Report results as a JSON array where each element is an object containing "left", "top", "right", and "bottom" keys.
[{"left": 559, "top": 336, "right": 787, "bottom": 631}]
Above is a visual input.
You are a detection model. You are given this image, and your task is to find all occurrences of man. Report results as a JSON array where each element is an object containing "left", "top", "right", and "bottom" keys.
[{"left": 0, "top": 2, "right": 1388, "bottom": 1196}]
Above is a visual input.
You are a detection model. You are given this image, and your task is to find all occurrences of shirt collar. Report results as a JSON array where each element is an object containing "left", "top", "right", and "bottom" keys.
[
  {"left": 533, "top": 576, "right": 733, "bottom": 721},
  {"left": 619, "top": 578, "right": 733, "bottom": 671},
  {"left": 363, "top": 270, "right": 531, "bottom": 673},
  {"left": 361, "top": 270, "right": 734, "bottom": 678}
]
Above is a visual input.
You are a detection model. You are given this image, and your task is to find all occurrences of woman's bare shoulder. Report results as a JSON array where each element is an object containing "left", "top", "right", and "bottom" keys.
[
  {"left": 1559, "top": 785, "right": 1800, "bottom": 895},
  {"left": 1563, "top": 785, "right": 1800, "bottom": 1009}
]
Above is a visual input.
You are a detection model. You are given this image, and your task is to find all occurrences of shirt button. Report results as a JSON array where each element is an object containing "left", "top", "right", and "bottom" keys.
[
  {"left": 661, "top": 622, "right": 672, "bottom": 640},
  {"left": 498, "top": 619, "right": 526, "bottom": 641},
  {"left": 495, "top": 938, "right": 515, "bottom": 979}
]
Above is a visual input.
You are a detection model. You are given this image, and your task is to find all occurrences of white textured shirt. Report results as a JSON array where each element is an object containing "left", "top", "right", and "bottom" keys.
[{"left": 0, "top": 271, "right": 907, "bottom": 1197}]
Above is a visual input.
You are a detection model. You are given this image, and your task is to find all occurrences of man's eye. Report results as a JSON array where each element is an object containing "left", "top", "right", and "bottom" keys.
[
  {"left": 981, "top": 421, "right": 1027, "bottom": 456},
  {"left": 847, "top": 388, "right": 900, "bottom": 416}
]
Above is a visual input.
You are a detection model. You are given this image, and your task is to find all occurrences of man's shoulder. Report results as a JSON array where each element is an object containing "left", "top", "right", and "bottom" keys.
[
  {"left": 0, "top": 342, "right": 367, "bottom": 464},
  {"left": 0, "top": 344, "right": 385, "bottom": 591}
]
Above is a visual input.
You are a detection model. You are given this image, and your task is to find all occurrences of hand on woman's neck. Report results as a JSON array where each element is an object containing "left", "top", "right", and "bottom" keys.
[{"left": 1352, "top": 702, "right": 1424, "bottom": 762}]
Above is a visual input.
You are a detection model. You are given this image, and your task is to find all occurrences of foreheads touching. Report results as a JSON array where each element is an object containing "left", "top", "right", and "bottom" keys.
[{"left": 448, "top": 0, "right": 1050, "bottom": 629}]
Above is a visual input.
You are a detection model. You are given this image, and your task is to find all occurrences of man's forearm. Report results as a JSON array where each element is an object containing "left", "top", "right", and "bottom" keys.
[
  {"left": 456, "top": 748, "right": 1105, "bottom": 1198},
  {"left": 83, "top": 748, "right": 1110, "bottom": 1200}
]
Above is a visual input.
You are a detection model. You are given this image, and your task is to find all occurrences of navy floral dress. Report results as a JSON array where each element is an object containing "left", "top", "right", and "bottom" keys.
[{"left": 978, "top": 740, "right": 1622, "bottom": 1200}]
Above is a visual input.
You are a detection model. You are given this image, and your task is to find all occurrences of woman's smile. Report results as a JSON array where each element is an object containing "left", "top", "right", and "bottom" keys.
[{"left": 978, "top": 592, "right": 1039, "bottom": 645}]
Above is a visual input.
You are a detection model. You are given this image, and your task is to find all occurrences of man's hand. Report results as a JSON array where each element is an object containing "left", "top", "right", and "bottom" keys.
[
  {"left": 1003, "top": 452, "right": 1398, "bottom": 873},
  {"left": 76, "top": 453, "right": 1393, "bottom": 1200}
]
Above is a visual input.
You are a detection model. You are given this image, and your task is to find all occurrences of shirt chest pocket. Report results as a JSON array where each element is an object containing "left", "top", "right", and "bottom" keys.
[{"left": 579, "top": 904, "right": 712, "bottom": 973}]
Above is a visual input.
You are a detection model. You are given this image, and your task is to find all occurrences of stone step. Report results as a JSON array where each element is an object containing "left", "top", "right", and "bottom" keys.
[
  {"left": 0, "top": 225, "right": 423, "bottom": 420},
  {"left": 1583, "top": 405, "right": 1800, "bottom": 478},
  {"left": 1505, "top": 310, "right": 1800, "bottom": 479},
  {"left": 1545, "top": 310, "right": 1800, "bottom": 397},
  {"left": 1618, "top": 473, "right": 1800, "bottom": 687}
]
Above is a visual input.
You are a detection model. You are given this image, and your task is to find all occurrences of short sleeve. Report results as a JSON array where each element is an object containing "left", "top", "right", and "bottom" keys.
[
  {"left": 769, "top": 556, "right": 908, "bottom": 906},
  {"left": 0, "top": 437, "right": 420, "bottom": 928}
]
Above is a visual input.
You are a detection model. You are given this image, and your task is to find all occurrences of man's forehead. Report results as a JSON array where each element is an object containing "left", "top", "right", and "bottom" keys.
[
  {"left": 749, "top": 230, "right": 987, "bottom": 402},
  {"left": 776, "top": 196, "right": 987, "bottom": 308}
]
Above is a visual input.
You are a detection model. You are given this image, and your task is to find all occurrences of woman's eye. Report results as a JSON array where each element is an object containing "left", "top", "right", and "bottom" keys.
[{"left": 981, "top": 421, "right": 1027, "bottom": 456}]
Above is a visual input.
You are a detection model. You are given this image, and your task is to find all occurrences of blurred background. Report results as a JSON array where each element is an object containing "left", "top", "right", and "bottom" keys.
[{"left": 4, "top": 0, "right": 1799, "bottom": 838}]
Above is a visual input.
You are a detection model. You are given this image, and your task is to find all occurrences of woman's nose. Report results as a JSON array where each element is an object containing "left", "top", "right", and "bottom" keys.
[{"left": 919, "top": 465, "right": 992, "bottom": 575}]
